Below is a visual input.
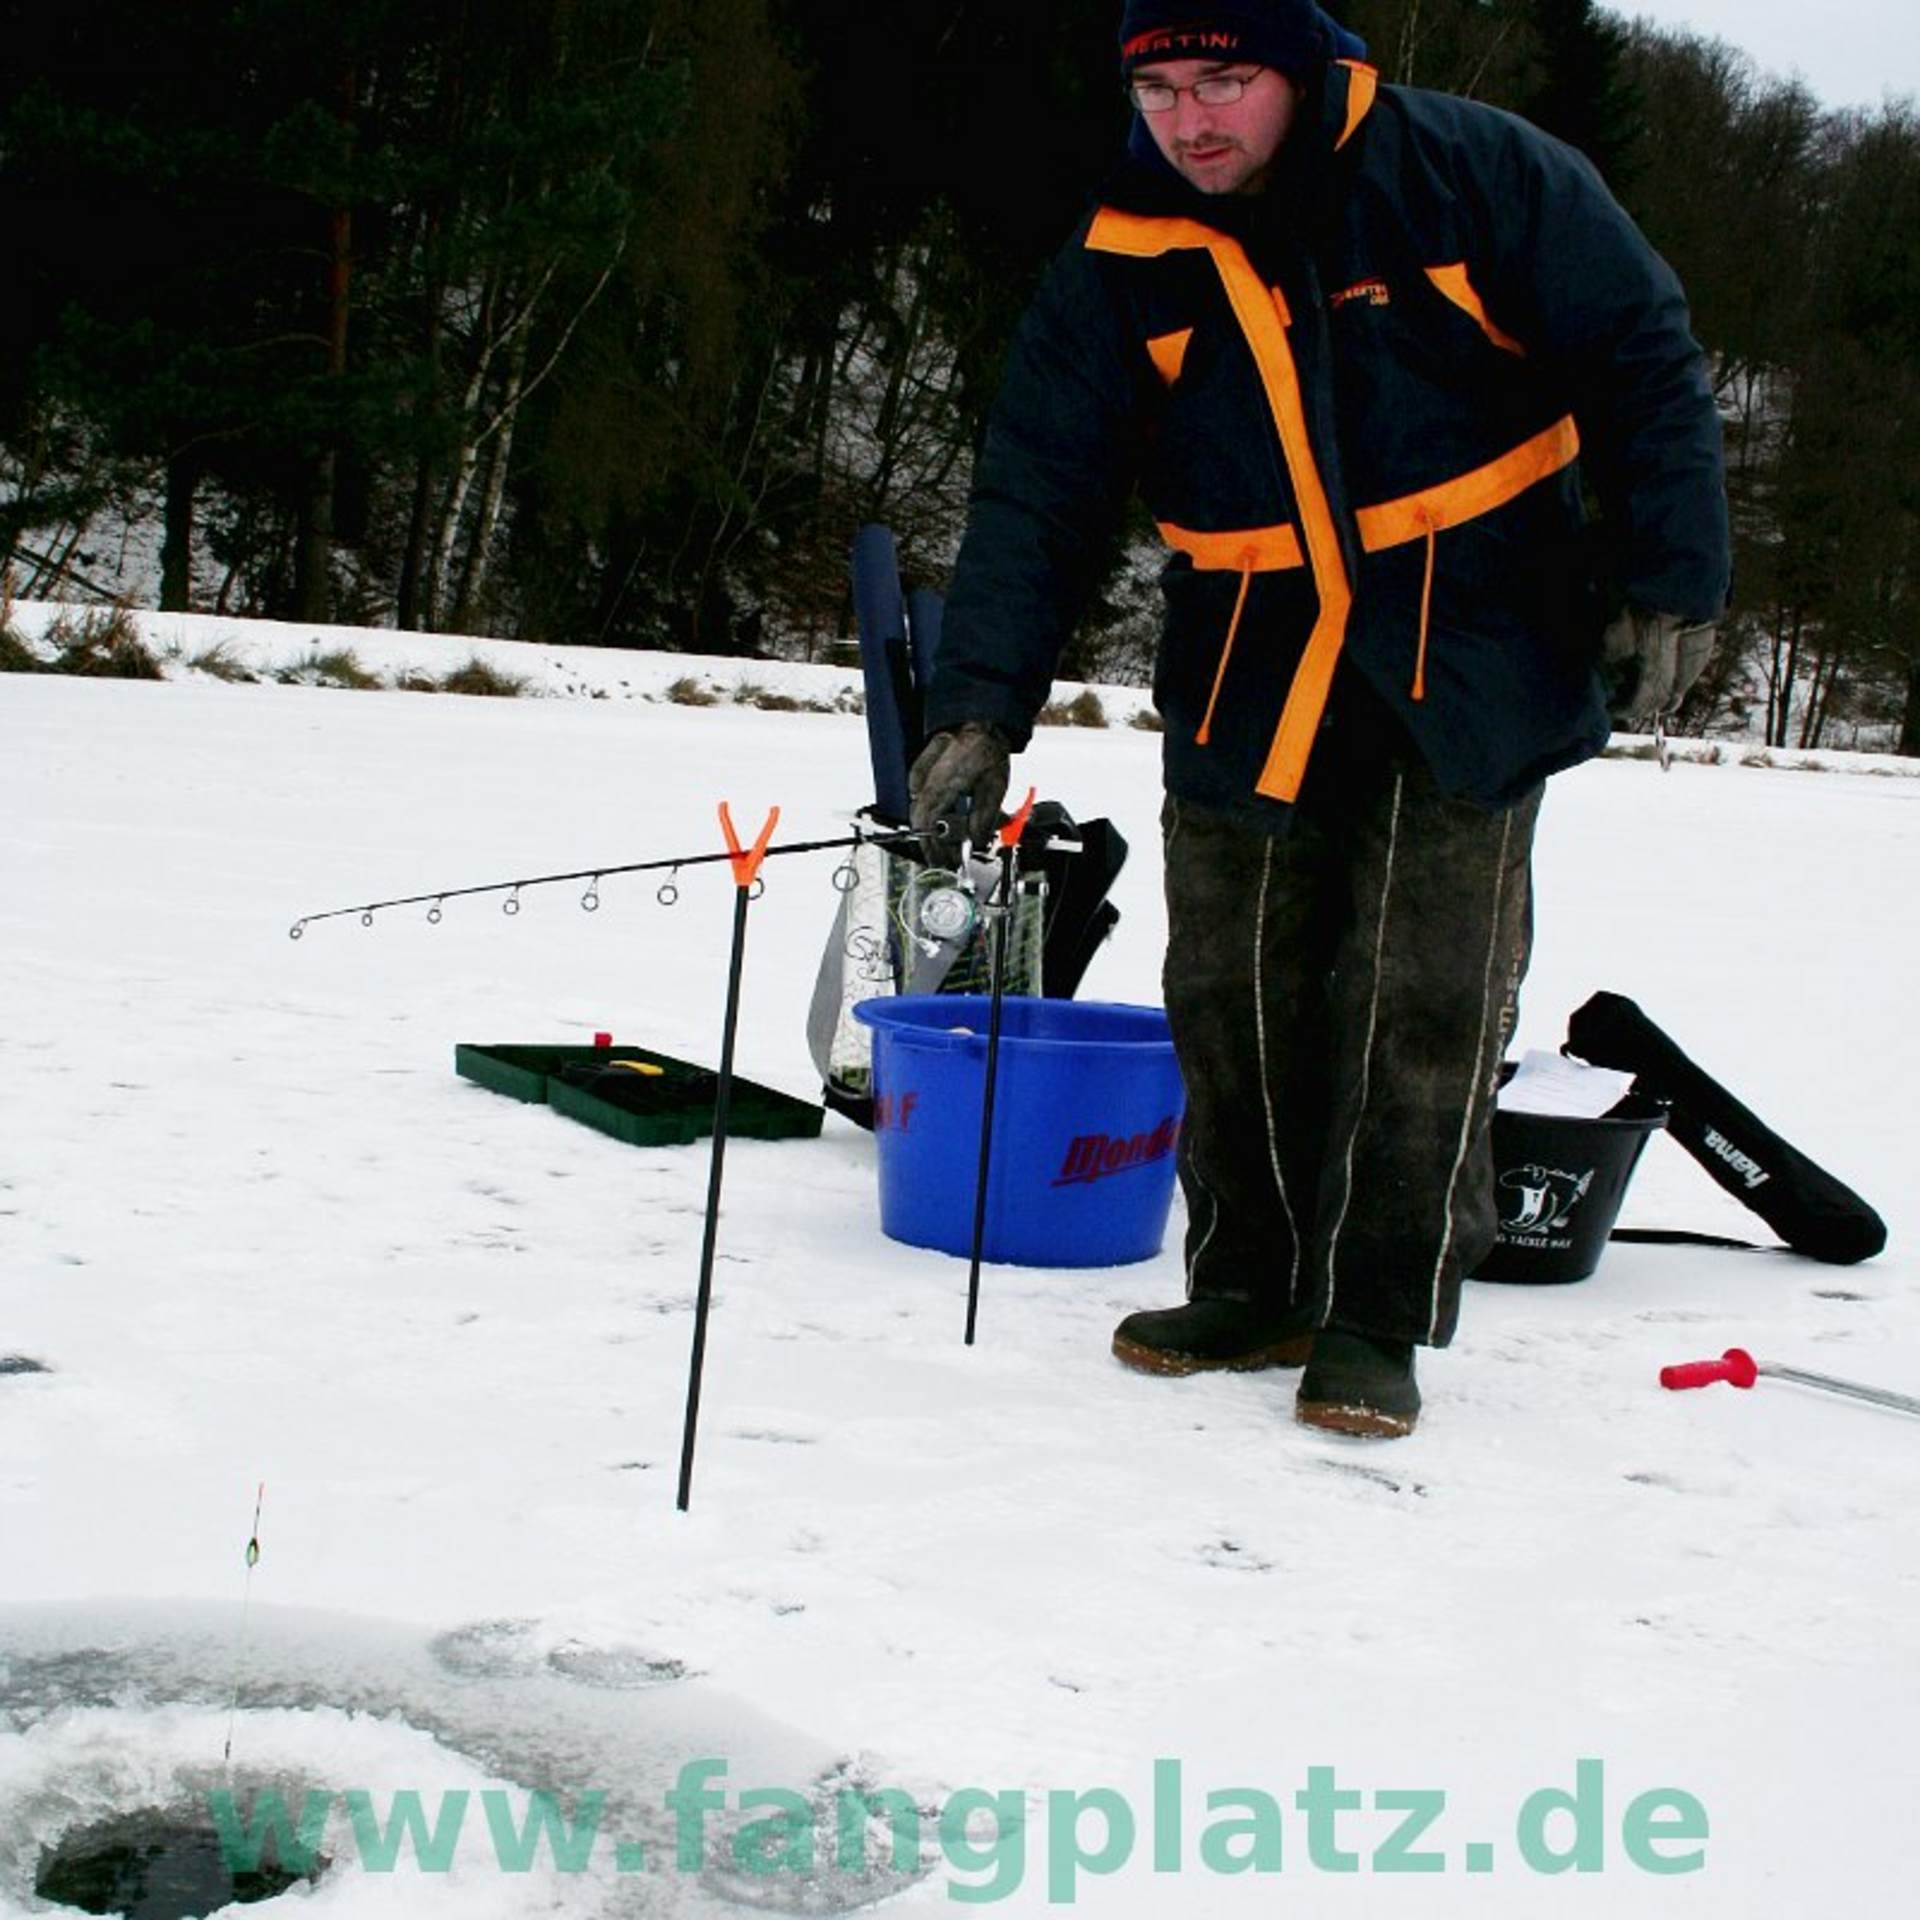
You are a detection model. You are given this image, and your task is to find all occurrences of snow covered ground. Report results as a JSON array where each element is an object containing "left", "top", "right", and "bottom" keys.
[{"left": 2, "top": 618, "right": 1917, "bottom": 1916}]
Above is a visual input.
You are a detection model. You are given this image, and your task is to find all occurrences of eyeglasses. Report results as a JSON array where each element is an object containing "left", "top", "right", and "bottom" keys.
[{"left": 1128, "top": 69, "right": 1263, "bottom": 113}]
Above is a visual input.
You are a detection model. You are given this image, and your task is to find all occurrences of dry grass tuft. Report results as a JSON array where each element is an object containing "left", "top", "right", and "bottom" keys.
[
  {"left": 437, "top": 655, "right": 527, "bottom": 697},
  {"left": 276, "top": 648, "right": 382, "bottom": 690},
  {"left": 186, "top": 641, "right": 257, "bottom": 683},
  {"left": 665, "top": 675, "right": 720, "bottom": 707},
  {"left": 47, "top": 604, "right": 163, "bottom": 679},
  {"left": 1037, "top": 688, "right": 1108, "bottom": 728}
]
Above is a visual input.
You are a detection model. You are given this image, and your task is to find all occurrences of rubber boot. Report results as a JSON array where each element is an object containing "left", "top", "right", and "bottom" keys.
[
  {"left": 1295, "top": 1327, "right": 1421, "bottom": 1437},
  {"left": 1112, "top": 1298, "right": 1316, "bottom": 1376}
]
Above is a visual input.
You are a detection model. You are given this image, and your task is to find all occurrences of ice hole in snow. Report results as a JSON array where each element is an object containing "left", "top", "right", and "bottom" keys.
[{"left": 33, "top": 1805, "right": 324, "bottom": 1917}]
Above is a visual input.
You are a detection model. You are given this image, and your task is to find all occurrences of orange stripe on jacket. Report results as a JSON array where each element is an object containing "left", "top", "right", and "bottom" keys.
[
  {"left": 1146, "top": 329, "right": 1193, "bottom": 386},
  {"left": 1425, "top": 263, "right": 1526, "bottom": 356},
  {"left": 1157, "top": 522, "right": 1305, "bottom": 571},
  {"left": 1356, "top": 416, "right": 1580, "bottom": 551},
  {"left": 1199, "top": 245, "right": 1355, "bottom": 803},
  {"left": 1335, "top": 62, "right": 1379, "bottom": 151}
]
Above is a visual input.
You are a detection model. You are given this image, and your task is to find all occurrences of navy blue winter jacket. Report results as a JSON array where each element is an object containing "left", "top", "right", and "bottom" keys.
[{"left": 926, "top": 59, "right": 1731, "bottom": 819}]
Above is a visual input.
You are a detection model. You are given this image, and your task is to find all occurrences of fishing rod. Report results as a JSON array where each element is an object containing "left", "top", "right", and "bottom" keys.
[
  {"left": 287, "top": 822, "right": 928, "bottom": 938},
  {"left": 288, "top": 795, "right": 1037, "bottom": 1505}
]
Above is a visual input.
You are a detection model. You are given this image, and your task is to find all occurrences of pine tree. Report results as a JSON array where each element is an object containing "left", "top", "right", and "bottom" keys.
[{"left": 1519, "top": 0, "right": 1636, "bottom": 182}]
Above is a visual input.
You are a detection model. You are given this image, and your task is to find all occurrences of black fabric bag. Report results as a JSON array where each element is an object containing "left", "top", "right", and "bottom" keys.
[{"left": 1565, "top": 991, "right": 1886, "bottom": 1266}]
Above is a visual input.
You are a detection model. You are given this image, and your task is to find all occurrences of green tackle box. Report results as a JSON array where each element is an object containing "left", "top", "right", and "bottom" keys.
[{"left": 455, "top": 1043, "right": 824, "bottom": 1149}]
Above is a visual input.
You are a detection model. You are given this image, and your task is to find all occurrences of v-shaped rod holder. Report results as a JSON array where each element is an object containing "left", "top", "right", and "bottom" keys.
[{"left": 719, "top": 804, "right": 780, "bottom": 889}]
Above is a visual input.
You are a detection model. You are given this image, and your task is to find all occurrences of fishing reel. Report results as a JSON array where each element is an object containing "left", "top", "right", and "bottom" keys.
[
  {"left": 900, "top": 848, "right": 1054, "bottom": 955},
  {"left": 915, "top": 878, "right": 980, "bottom": 945},
  {"left": 899, "top": 798, "right": 1081, "bottom": 952},
  {"left": 900, "top": 864, "right": 986, "bottom": 954}
]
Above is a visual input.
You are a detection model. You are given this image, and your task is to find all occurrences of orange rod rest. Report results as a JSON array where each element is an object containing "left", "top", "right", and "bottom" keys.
[
  {"left": 718, "top": 803, "right": 781, "bottom": 887},
  {"left": 998, "top": 788, "right": 1038, "bottom": 850}
]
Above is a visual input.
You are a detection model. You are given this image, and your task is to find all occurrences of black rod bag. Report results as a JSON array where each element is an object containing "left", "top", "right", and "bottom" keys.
[{"left": 1565, "top": 991, "right": 1886, "bottom": 1266}]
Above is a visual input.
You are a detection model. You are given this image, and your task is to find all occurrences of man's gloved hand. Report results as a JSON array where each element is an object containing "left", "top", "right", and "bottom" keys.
[
  {"left": 1601, "top": 608, "right": 1718, "bottom": 730},
  {"left": 908, "top": 723, "right": 1012, "bottom": 852}
]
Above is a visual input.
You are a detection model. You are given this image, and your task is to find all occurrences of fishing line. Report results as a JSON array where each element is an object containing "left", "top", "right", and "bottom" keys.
[{"left": 222, "top": 1481, "right": 265, "bottom": 1769}]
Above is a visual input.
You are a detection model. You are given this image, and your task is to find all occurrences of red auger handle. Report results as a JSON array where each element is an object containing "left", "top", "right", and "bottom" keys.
[{"left": 1659, "top": 1347, "right": 1760, "bottom": 1392}]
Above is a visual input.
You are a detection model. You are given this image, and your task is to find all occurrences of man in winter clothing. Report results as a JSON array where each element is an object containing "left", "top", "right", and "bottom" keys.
[{"left": 909, "top": 0, "right": 1729, "bottom": 1435}]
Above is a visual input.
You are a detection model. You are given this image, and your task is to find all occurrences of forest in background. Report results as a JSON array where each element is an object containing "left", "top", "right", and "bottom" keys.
[{"left": 2, "top": 0, "right": 1915, "bottom": 751}]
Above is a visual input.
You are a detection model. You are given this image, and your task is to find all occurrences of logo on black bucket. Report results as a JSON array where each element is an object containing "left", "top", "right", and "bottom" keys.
[{"left": 1498, "top": 1162, "right": 1594, "bottom": 1243}]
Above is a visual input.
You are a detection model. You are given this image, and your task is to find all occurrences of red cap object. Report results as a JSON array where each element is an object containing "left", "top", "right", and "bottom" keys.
[
  {"left": 594, "top": 1031, "right": 613, "bottom": 1048},
  {"left": 1659, "top": 1347, "right": 1761, "bottom": 1392}
]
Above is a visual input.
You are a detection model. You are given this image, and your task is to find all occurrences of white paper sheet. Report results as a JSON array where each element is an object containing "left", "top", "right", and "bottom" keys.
[{"left": 1496, "top": 1048, "right": 1638, "bottom": 1119}]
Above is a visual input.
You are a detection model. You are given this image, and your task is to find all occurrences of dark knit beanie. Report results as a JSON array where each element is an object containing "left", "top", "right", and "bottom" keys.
[{"left": 1118, "top": 0, "right": 1330, "bottom": 79}]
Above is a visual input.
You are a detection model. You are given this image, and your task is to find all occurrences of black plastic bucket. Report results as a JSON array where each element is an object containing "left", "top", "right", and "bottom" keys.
[{"left": 1471, "top": 1078, "right": 1668, "bottom": 1284}]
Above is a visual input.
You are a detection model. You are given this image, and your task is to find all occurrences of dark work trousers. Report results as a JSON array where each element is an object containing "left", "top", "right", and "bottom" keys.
[{"left": 1161, "top": 745, "right": 1541, "bottom": 1349}]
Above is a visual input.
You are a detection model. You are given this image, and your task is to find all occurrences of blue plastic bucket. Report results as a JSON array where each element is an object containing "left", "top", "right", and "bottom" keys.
[{"left": 850, "top": 996, "right": 1186, "bottom": 1268}]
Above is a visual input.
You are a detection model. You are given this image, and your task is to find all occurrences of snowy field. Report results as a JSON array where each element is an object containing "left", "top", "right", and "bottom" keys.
[{"left": 2, "top": 616, "right": 1917, "bottom": 1916}]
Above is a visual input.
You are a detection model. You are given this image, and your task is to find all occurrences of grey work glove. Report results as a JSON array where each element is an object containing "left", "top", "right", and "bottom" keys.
[
  {"left": 908, "top": 722, "right": 1012, "bottom": 852},
  {"left": 1601, "top": 607, "right": 1718, "bottom": 730}
]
